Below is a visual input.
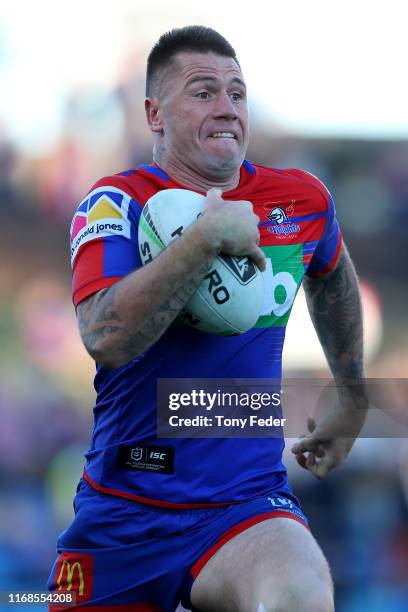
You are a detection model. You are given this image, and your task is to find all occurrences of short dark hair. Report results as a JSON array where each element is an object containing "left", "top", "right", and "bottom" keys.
[{"left": 146, "top": 25, "right": 239, "bottom": 97}]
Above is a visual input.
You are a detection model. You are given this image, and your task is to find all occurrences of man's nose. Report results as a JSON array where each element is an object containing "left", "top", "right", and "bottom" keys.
[{"left": 212, "top": 91, "right": 238, "bottom": 119}]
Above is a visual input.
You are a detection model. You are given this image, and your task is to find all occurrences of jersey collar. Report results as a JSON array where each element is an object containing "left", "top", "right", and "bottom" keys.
[{"left": 137, "top": 160, "right": 258, "bottom": 196}]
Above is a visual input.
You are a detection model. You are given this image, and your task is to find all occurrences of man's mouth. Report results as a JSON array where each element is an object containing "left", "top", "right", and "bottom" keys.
[{"left": 208, "top": 131, "right": 237, "bottom": 139}]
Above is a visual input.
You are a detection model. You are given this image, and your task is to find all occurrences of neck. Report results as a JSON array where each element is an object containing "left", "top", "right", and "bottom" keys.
[{"left": 152, "top": 148, "right": 241, "bottom": 193}]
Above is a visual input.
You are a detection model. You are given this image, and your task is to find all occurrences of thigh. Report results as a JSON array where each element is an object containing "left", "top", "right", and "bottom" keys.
[
  {"left": 191, "top": 517, "right": 333, "bottom": 612},
  {"left": 47, "top": 541, "right": 180, "bottom": 611},
  {"left": 47, "top": 482, "right": 189, "bottom": 612}
]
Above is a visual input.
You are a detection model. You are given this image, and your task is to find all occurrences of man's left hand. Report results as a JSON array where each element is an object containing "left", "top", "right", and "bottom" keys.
[{"left": 290, "top": 415, "right": 360, "bottom": 479}]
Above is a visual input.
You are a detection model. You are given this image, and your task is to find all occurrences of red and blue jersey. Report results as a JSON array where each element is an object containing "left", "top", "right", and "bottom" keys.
[{"left": 70, "top": 160, "right": 342, "bottom": 507}]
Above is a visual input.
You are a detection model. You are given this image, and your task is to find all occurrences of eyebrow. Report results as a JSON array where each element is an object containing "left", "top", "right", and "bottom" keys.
[{"left": 184, "top": 75, "right": 246, "bottom": 90}]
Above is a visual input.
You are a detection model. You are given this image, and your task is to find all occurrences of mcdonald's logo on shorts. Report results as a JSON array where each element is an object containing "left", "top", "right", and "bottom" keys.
[{"left": 53, "top": 552, "right": 93, "bottom": 603}]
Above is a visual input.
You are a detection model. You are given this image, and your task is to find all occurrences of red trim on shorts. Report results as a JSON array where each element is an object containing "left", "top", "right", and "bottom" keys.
[
  {"left": 49, "top": 605, "right": 161, "bottom": 611},
  {"left": 83, "top": 471, "right": 236, "bottom": 509},
  {"left": 190, "top": 510, "right": 310, "bottom": 579}
]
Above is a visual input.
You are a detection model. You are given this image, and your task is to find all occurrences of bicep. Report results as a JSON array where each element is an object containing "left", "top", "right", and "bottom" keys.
[{"left": 303, "top": 242, "right": 361, "bottom": 320}]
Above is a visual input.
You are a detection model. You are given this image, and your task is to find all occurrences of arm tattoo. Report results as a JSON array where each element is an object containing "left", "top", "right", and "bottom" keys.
[
  {"left": 76, "top": 260, "right": 211, "bottom": 366},
  {"left": 119, "top": 261, "right": 210, "bottom": 359},
  {"left": 303, "top": 246, "right": 364, "bottom": 382},
  {"left": 76, "top": 286, "right": 122, "bottom": 356}
]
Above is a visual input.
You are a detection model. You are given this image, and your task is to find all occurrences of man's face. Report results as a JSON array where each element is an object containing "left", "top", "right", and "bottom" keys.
[{"left": 153, "top": 52, "right": 249, "bottom": 179}]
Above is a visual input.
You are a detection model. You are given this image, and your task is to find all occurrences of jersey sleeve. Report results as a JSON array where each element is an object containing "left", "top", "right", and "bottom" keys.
[
  {"left": 70, "top": 186, "right": 143, "bottom": 306},
  {"left": 305, "top": 193, "right": 343, "bottom": 278}
]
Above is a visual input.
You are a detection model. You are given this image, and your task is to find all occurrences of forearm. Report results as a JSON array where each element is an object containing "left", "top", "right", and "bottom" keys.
[
  {"left": 77, "top": 219, "right": 218, "bottom": 368},
  {"left": 304, "top": 245, "right": 367, "bottom": 421}
]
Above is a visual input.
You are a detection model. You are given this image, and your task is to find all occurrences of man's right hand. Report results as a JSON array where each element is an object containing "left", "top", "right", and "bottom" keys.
[{"left": 199, "top": 188, "right": 266, "bottom": 271}]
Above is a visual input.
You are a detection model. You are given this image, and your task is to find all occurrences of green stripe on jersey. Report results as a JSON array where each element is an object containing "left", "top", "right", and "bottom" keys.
[{"left": 256, "top": 244, "right": 304, "bottom": 328}]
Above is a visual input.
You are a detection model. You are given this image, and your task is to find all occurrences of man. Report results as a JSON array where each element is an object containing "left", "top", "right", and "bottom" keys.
[{"left": 48, "top": 26, "right": 366, "bottom": 611}]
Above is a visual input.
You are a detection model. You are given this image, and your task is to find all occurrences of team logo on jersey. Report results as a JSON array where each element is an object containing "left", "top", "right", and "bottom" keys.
[
  {"left": 268, "top": 207, "right": 288, "bottom": 224},
  {"left": 265, "top": 203, "right": 300, "bottom": 239},
  {"left": 70, "top": 188, "right": 132, "bottom": 265}
]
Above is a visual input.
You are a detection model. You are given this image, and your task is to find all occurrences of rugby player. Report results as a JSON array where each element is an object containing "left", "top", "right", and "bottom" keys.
[{"left": 48, "top": 26, "right": 367, "bottom": 611}]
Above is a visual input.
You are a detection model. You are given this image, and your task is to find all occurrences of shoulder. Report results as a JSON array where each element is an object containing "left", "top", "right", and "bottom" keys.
[
  {"left": 69, "top": 170, "right": 146, "bottom": 249},
  {"left": 250, "top": 163, "right": 332, "bottom": 212},
  {"left": 90, "top": 168, "right": 150, "bottom": 202},
  {"left": 88, "top": 164, "right": 174, "bottom": 207},
  {"left": 72, "top": 164, "right": 167, "bottom": 219}
]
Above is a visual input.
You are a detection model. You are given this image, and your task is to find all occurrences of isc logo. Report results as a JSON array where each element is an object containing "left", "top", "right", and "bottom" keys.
[{"left": 150, "top": 451, "right": 166, "bottom": 460}]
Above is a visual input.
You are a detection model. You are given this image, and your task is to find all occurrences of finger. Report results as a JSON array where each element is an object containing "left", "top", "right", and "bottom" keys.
[
  {"left": 311, "top": 450, "right": 338, "bottom": 479},
  {"left": 294, "top": 452, "right": 308, "bottom": 470},
  {"left": 291, "top": 422, "right": 319, "bottom": 455},
  {"left": 310, "top": 457, "right": 331, "bottom": 480},
  {"left": 304, "top": 440, "right": 326, "bottom": 459},
  {"left": 315, "top": 446, "right": 326, "bottom": 459},
  {"left": 291, "top": 436, "right": 321, "bottom": 455},
  {"left": 295, "top": 451, "right": 325, "bottom": 476},
  {"left": 247, "top": 245, "right": 266, "bottom": 271},
  {"left": 306, "top": 452, "right": 316, "bottom": 469}
]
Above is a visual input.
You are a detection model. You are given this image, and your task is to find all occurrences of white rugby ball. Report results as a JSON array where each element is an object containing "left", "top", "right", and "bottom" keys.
[{"left": 138, "top": 188, "right": 264, "bottom": 335}]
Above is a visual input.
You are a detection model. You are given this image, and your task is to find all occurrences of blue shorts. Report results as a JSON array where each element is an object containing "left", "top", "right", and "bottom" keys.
[{"left": 47, "top": 480, "right": 309, "bottom": 611}]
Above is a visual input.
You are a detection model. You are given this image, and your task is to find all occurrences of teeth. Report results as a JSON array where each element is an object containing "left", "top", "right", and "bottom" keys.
[{"left": 211, "top": 132, "right": 235, "bottom": 138}]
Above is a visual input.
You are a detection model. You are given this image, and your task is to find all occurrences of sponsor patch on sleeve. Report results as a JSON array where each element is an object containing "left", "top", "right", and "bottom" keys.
[{"left": 70, "top": 187, "right": 133, "bottom": 266}]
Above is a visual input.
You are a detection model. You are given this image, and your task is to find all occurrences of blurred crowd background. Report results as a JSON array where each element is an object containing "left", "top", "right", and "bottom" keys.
[{"left": 1, "top": 1, "right": 407, "bottom": 610}]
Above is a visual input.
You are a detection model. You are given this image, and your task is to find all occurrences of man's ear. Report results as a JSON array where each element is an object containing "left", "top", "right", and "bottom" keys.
[{"left": 145, "top": 98, "right": 164, "bottom": 135}]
